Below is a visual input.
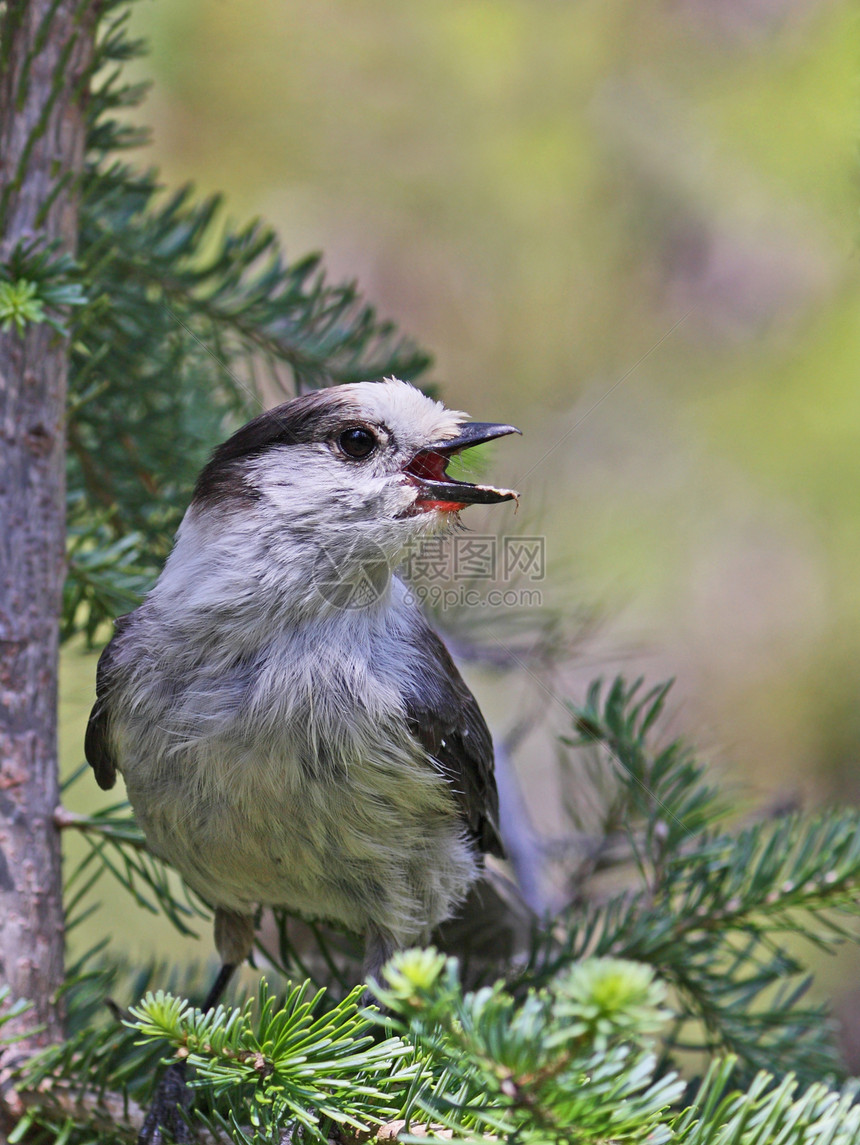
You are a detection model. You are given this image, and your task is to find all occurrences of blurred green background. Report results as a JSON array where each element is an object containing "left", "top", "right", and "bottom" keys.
[{"left": 60, "top": 0, "right": 860, "bottom": 1050}]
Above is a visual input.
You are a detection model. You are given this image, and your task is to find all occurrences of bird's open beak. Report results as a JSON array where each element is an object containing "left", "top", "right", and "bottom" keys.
[{"left": 404, "top": 422, "right": 521, "bottom": 512}]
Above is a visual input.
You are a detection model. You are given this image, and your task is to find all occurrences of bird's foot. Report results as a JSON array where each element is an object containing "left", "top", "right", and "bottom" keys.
[{"left": 138, "top": 1061, "right": 194, "bottom": 1145}]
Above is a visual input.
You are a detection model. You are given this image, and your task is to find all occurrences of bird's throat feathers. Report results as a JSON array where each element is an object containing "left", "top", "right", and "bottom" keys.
[{"left": 154, "top": 493, "right": 451, "bottom": 632}]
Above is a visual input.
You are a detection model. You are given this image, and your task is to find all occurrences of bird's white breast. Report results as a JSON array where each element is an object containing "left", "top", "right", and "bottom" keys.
[{"left": 110, "top": 583, "right": 478, "bottom": 945}]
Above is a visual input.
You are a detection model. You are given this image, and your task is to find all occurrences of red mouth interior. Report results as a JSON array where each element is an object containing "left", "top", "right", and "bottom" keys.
[
  {"left": 404, "top": 449, "right": 469, "bottom": 511},
  {"left": 406, "top": 450, "right": 450, "bottom": 483}
]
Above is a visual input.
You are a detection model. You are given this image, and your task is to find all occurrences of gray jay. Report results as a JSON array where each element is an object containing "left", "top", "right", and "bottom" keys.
[{"left": 86, "top": 378, "right": 520, "bottom": 1003}]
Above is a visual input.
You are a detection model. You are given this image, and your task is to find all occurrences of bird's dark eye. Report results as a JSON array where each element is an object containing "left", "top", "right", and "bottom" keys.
[{"left": 338, "top": 426, "right": 378, "bottom": 459}]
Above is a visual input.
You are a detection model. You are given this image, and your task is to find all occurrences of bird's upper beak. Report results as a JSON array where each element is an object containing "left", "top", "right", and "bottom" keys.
[{"left": 403, "top": 422, "right": 521, "bottom": 511}]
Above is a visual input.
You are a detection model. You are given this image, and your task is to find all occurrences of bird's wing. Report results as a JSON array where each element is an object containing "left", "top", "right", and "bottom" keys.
[
  {"left": 403, "top": 624, "right": 505, "bottom": 859},
  {"left": 84, "top": 616, "right": 129, "bottom": 791}
]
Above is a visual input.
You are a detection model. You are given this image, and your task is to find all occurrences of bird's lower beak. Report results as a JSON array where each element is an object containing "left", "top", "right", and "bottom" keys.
[{"left": 404, "top": 422, "right": 521, "bottom": 511}]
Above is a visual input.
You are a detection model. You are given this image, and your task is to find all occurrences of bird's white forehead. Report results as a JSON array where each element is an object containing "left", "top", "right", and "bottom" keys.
[{"left": 336, "top": 378, "right": 468, "bottom": 450}]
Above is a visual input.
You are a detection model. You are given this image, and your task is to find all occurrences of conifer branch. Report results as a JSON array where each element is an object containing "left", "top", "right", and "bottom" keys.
[{"left": 532, "top": 677, "right": 860, "bottom": 1084}]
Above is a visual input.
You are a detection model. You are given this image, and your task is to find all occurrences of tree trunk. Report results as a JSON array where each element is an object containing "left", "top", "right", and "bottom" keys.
[{"left": 0, "top": 0, "right": 96, "bottom": 1047}]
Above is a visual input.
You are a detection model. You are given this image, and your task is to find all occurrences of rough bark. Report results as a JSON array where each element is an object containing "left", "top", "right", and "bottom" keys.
[{"left": 0, "top": 0, "right": 97, "bottom": 1047}]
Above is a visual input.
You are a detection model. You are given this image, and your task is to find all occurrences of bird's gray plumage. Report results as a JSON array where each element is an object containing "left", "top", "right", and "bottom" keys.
[
  {"left": 403, "top": 624, "right": 504, "bottom": 859},
  {"left": 85, "top": 378, "right": 517, "bottom": 976}
]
